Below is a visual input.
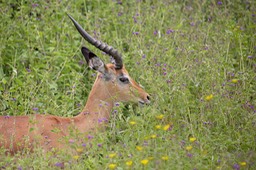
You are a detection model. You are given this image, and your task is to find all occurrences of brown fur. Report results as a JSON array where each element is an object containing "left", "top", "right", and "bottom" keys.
[{"left": 0, "top": 64, "right": 149, "bottom": 155}]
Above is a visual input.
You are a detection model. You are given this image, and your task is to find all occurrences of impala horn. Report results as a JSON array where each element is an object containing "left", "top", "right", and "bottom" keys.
[{"left": 68, "top": 14, "right": 123, "bottom": 69}]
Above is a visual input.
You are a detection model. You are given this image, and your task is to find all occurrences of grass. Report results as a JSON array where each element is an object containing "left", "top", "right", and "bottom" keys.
[{"left": 0, "top": 0, "right": 255, "bottom": 169}]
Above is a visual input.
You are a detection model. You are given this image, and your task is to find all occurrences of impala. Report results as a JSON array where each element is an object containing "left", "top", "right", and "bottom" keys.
[{"left": 0, "top": 14, "right": 150, "bottom": 155}]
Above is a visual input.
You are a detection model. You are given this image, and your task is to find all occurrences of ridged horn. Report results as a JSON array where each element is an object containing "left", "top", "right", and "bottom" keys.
[{"left": 67, "top": 14, "right": 123, "bottom": 69}]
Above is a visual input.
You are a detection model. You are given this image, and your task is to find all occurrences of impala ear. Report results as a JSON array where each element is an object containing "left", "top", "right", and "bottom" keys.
[{"left": 81, "top": 47, "right": 108, "bottom": 74}]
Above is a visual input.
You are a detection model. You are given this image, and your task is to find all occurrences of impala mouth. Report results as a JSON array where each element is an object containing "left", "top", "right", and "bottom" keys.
[
  {"left": 139, "top": 100, "right": 145, "bottom": 105},
  {"left": 139, "top": 99, "right": 150, "bottom": 105}
]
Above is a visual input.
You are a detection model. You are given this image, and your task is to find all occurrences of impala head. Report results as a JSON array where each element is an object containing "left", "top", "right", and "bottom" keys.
[{"left": 68, "top": 14, "right": 150, "bottom": 105}]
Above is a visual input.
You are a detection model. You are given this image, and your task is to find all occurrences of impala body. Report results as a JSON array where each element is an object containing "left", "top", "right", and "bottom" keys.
[{"left": 0, "top": 15, "right": 150, "bottom": 155}]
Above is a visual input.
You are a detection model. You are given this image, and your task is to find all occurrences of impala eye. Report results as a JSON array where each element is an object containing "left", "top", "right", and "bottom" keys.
[{"left": 119, "top": 77, "right": 129, "bottom": 84}]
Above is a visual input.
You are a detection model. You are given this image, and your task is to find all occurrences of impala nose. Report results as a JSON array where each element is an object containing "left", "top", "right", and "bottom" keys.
[
  {"left": 147, "top": 95, "right": 150, "bottom": 101},
  {"left": 145, "top": 94, "right": 150, "bottom": 104}
]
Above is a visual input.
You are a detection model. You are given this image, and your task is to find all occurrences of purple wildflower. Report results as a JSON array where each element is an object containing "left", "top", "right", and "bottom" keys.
[
  {"left": 133, "top": 16, "right": 137, "bottom": 23},
  {"left": 88, "top": 135, "right": 94, "bottom": 139},
  {"left": 17, "top": 166, "right": 23, "bottom": 170},
  {"left": 83, "top": 111, "right": 89, "bottom": 115},
  {"left": 187, "top": 153, "right": 193, "bottom": 158},
  {"left": 97, "top": 143, "right": 102, "bottom": 147},
  {"left": 117, "top": 0, "right": 122, "bottom": 5},
  {"left": 55, "top": 162, "right": 64, "bottom": 168},
  {"left": 203, "top": 121, "right": 212, "bottom": 125},
  {"left": 190, "top": 22, "right": 195, "bottom": 26},
  {"left": 248, "top": 56, "right": 253, "bottom": 59},
  {"left": 166, "top": 80, "right": 171, "bottom": 84},
  {"left": 112, "top": 110, "right": 118, "bottom": 114},
  {"left": 32, "top": 107, "right": 39, "bottom": 111},
  {"left": 233, "top": 164, "right": 240, "bottom": 170},
  {"left": 142, "top": 54, "right": 146, "bottom": 59},
  {"left": 118, "top": 12, "right": 123, "bottom": 16},
  {"left": 155, "top": 63, "right": 161, "bottom": 67},
  {"left": 168, "top": 125, "right": 173, "bottom": 131},
  {"left": 240, "top": 26, "right": 245, "bottom": 31},
  {"left": 98, "top": 118, "right": 108, "bottom": 123},
  {"left": 69, "top": 139, "right": 75, "bottom": 144},
  {"left": 32, "top": 3, "right": 39, "bottom": 8},
  {"left": 143, "top": 141, "right": 149, "bottom": 146},
  {"left": 82, "top": 143, "right": 86, "bottom": 147},
  {"left": 133, "top": 32, "right": 139, "bottom": 35},
  {"left": 98, "top": 118, "right": 103, "bottom": 123},
  {"left": 166, "top": 29, "right": 174, "bottom": 34},
  {"left": 228, "top": 72, "right": 235, "bottom": 77},
  {"left": 217, "top": 1, "right": 222, "bottom": 5},
  {"left": 180, "top": 140, "right": 186, "bottom": 146},
  {"left": 5, "top": 116, "right": 10, "bottom": 119},
  {"left": 115, "top": 102, "right": 120, "bottom": 107},
  {"left": 154, "top": 30, "right": 158, "bottom": 35},
  {"left": 26, "top": 68, "right": 31, "bottom": 72}
]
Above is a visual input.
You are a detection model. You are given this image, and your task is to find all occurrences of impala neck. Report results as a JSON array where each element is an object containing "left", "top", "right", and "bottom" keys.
[{"left": 74, "top": 76, "right": 115, "bottom": 131}]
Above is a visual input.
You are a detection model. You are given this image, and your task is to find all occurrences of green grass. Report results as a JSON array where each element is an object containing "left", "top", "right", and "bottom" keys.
[{"left": 0, "top": 0, "right": 255, "bottom": 169}]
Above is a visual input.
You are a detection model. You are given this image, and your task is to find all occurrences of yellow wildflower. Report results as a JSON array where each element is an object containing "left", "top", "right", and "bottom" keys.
[
  {"left": 231, "top": 79, "right": 238, "bottom": 83},
  {"left": 126, "top": 161, "right": 133, "bottom": 166},
  {"left": 156, "top": 114, "right": 164, "bottom": 119},
  {"left": 136, "top": 146, "right": 143, "bottom": 151},
  {"left": 240, "top": 162, "right": 246, "bottom": 166},
  {"left": 148, "top": 156, "right": 154, "bottom": 160},
  {"left": 189, "top": 137, "right": 196, "bottom": 142},
  {"left": 155, "top": 125, "right": 161, "bottom": 129},
  {"left": 151, "top": 134, "right": 157, "bottom": 139},
  {"left": 109, "top": 153, "right": 116, "bottom": 158},
  {"left": 202, "top": 150, "right": 208, "bottom": 155},
  {"left": 76, "top": 147, "right": 84, "bottom": 153},
  {"left": 129, "top": 121, "right": 136, "bottom": 125},
  {"left": 185, "top": 145, "right": 193, "bottom": 151},
  {"left": 205, "top": 94, "right": 213, "bottom": 101},
  {"left": 161, "top": 156, "right": 169, "bottom": 161},
  {"left": 73, "top": 155, "right": 80, "bottom": 160},
  {"left": 141, "top": 159, "right": 149, "bottom": 165},
  {"left": 144, "top": 136, "right": 150, "bottom": 140},
  {"left": 108, "top": 163, "right": 117, "bottom": 169},
  {"left": 163, "top": 124, "right": 170, "bottom": 131}
]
